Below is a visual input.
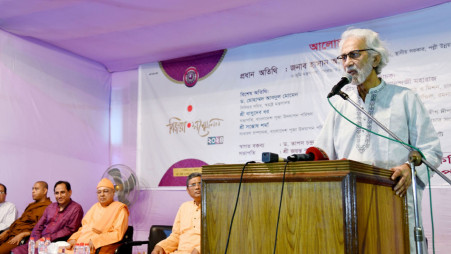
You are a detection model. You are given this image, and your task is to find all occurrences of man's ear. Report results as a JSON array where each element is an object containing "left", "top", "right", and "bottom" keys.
[{"left": 373, "top": 54, "right": 381, "bottom": 68}]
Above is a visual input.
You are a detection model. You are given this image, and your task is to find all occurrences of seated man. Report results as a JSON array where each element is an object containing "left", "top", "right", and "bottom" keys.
[
  {"left": 66, "top": 178, "right": 129, "bottom": 254},
  {"left": 0, "top": 181, "right": 51, "bottom": 254},
  {"left": 0, "top": 183, "right": 18, "bottom": 233},
  {"left": 12, "top": 181, "right": 84, "bottom": 254},
  {"left": 151, "top": 172, "right": 201, "bottom": 254}
]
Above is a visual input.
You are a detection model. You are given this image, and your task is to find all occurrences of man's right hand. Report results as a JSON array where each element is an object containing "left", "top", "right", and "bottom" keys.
[
  {"left": 66, "top": 239, "right": 76, "bottom": 250},
  {"left": 151, "top": 245, "right": 166, "bottom": 254}
]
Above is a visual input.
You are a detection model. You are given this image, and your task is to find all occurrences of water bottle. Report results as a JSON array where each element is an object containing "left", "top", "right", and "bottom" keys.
[
  {"left": 73, "top": 243, "right": 79, "bottom": 254},
  {"left": 76, "top": 243, "right": 83, "bottom": 254},
  {"left": 74, "top": 243, "right": 82, "bottom": 254},
  {"left": 44, "top": 237, "right": 51, "bottom": 253},
  {"left": 37, "top": 239, "right": 45, "bottom": 254},
  {"left": 84, "top": 243, "right": 90, "bottom": 254},
  {"left": 28, "top": 237, "right": 35, "bottom": 254}
]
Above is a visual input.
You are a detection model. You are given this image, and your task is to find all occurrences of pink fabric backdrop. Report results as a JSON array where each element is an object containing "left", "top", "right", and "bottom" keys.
[{"left": 0, "top": 29, "right": 111, "bottom": 214}]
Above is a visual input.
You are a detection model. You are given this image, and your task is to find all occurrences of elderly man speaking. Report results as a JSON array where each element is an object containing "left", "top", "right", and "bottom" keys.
[
  {"left": 66, "top": 178, "right": 129, "bottom": 254},
  {"left": 315, "top": 28, "right": 442, "bottom": 253}
]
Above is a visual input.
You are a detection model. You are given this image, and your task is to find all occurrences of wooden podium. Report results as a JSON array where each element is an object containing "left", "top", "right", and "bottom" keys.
[{"left": 201, "top": 160, "right": 409, "bottom": 254}]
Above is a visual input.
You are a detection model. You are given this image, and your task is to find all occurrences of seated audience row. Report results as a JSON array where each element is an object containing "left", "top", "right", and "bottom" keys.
[
  {"left": 0, "top": 179, "right": 129, "bottom": 254},
  {"left": 0, "top": 173, "right": 201, "bottom": 254}
]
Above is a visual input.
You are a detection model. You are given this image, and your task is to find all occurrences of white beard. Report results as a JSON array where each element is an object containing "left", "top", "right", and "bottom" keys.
[{"left": 347, "top": 61, "right": 374, "bottom": 86}]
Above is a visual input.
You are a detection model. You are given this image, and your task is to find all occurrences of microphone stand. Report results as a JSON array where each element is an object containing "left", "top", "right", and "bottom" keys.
[{"left": 337, "top": 91, "right": 451, "bottom": 254}]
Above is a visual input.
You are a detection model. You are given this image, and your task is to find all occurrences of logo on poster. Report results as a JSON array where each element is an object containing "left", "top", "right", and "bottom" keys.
[{"left": 183, "top": 66, "right": 199, "bottom": 87}]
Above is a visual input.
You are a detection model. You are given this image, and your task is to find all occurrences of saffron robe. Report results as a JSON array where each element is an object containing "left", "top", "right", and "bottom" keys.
[{"left": 67, "top": 201, "right": 128, "bottom": 253}]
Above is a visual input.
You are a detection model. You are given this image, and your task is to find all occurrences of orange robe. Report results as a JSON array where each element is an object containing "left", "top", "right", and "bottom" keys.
[
  {"left": 0, "top": 198, "right": 51, "bottom": 254},
  {"left": 68, "top": 201, "right": 128, "bottom": 253}
]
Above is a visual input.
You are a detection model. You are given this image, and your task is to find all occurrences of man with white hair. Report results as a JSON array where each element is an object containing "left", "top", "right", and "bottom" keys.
[{"left": 315, "top": 28, "right": 442, "bottom": 253}]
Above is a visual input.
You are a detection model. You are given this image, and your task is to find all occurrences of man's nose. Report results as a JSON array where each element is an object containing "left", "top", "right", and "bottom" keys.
[{"left": 343, "top": 57, "right": 353, "bottom": 68}]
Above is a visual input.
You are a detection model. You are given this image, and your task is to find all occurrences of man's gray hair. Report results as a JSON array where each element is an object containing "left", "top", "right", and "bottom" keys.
[
  {"left": 339, "top": 28, "right": 389, "bottom": 75},
  {"left": 186, "top": 172, "right": 202, "bottom": 187}
]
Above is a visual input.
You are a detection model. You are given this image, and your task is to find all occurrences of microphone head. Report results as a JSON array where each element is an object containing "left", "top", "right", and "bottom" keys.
[
  {"left": 327, "top": 75, "right": 353, "bottom": 98},
  {"left": 262, "top": 152, "right": 286, "bottom": 163},
  {"left": 305, "top": 147, "right": 329, "bottom": 160}
]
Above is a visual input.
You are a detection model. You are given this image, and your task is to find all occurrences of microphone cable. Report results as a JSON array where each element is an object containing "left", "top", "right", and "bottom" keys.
[
  {"left": 273, "top": 160, "right": 289, "bottom": 254},
  {"left": 224, "top": 160, "right": 256, "bottom": 254},
  {"left": 328, "top": 97, "right": 436, "bottom": 253}
]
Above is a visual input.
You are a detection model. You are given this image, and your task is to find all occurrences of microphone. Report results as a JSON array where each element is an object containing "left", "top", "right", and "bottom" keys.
[
  {"left": 262, "top": 152, "right": 287, "bottom": 163},
  {"left": 287, "top": 147, "right": 329, "bottom": 162},
  {"left": 327, "top": 75, "right": 352, "bottom": 98}
]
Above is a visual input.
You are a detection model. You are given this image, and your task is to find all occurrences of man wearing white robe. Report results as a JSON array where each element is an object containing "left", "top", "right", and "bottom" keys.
[{"left": 315, "top": 28, "right": 442, "bottom": 253}]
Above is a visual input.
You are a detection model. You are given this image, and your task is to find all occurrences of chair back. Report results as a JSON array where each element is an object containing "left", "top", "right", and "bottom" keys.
[
  {"left": 118, "top": 225, "right": 134, "bottom": 253},
  {"left": 147, "top": 225, "right": 173, "bottom": 253}
]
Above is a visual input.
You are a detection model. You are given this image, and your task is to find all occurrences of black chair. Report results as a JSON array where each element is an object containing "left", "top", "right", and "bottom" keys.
[
  {"left": 95, "top": 225, "right": 134, "bottom": 254},
  {"left": 115, "top": 225, "right": 172, "bottom": 253}
]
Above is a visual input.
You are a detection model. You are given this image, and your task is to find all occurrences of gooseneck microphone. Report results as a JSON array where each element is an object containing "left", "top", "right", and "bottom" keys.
[
  {"left": 327, "top": 75, "right": 352, "bottom": 98},
  {"left": 287, "top": 147, "right": 329, "bottom": 161}
]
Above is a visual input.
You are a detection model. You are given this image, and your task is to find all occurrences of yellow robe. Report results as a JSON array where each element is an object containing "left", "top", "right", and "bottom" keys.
[{"left": 68, "top": 201, "right": 128, "bottom": 253}]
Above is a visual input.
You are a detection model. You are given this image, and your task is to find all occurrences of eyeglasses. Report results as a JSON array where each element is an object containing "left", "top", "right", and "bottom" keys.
[
  {"left": 337, "top": 49, "right": 375, "bottom": 61},
  {"left": 0, "top": 191, "right": 5, "bottom": 194},
  {"left": 187, "top": 182, "right": 201, "bottom": 188}
]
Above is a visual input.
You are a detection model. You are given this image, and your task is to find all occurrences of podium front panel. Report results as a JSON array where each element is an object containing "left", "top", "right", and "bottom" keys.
[{"left": 201, "top": 160, "right": 409, "bottom": 254}]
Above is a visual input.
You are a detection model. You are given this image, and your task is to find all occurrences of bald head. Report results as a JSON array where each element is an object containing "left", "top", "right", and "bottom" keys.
[{"left": 32, "top": 181, "right": 48, "bottom": 202}]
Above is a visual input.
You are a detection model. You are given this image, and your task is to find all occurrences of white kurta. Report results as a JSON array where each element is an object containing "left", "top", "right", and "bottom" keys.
[
  {"left": 315, "top": 80, "right": 442, "bottom": 253},
  {"left": 0, "top": 201, "right": 18, "bottom": 231}
]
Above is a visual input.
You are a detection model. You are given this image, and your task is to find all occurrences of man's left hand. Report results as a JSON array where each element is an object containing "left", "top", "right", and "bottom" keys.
[
  {"left": 191, "top": 248, "right": 200, "bottom": 254},
  {"left": 390, "top": 163, "right": 412, "bottom": 197}
]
